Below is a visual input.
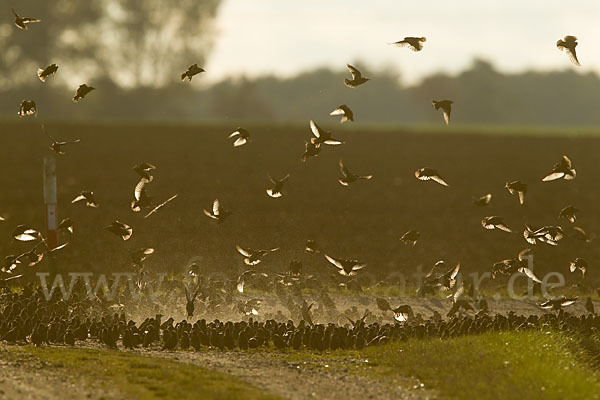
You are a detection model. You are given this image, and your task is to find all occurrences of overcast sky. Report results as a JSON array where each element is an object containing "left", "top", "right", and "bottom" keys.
[{"left": 205, "top": 0, "right": 600, "bottom": 85}]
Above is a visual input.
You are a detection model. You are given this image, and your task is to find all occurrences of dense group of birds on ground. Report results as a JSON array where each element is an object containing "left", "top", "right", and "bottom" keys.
[{"left": 1, "top": 9, "right": 598, "bottom": 353}]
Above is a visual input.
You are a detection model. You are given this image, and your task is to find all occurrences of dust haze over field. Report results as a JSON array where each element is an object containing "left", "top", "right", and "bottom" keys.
[{"left": 3, "top": 2, "right": 600, "bottom": 400}]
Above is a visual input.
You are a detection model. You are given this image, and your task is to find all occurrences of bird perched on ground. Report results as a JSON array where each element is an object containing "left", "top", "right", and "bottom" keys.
[
  {"left": 556, "top": 36, "right": 580, "bottom": 66},
  {"left": 301, "top": 141, "right": 321, "bottom": 162},
  {"left": 558, "top": 205, "right": 578, "bottom": 223},
  {"left": 72, "top": 191, "right": 99, "bottom": 208},
  {"left": 329, "top": 105, "right": 354, "bottom": 123},
  {"left": 236, "top": 245, "right": 279, "bottom": 266},
  {"left": 310, "top": 120, "right": 343, "bottom": 145},
  {"left": 585, "top": 297, "right": 595, "bottom": 314},
  {"left": 542, "top": 155, "right": 576, "bottom": 181},
  {"left": 18, "top": 100, "right": 37, "bottom": 117},
  {"left": 42, "top": 125, "right": 80, "bottom": 155},
  {"left": 481, "top": 216, "right": 512, "bottom": 232},
  {"left": 132, "top": 163, "right": 156, "bottom": 182},
  {"left": 473, "top": 193, "right": 492, "bottom": 206},
  {"left": 181, "top": 64, "right": 205, "bottom": 81},
  {"left": 569, "top": 257, "right": 588, "bottom": 278},
  {"left": 389, "top": 37, "right": 427, "bottom": 52},
  {"left": 266, "top": 174, "right": 290, "bottom": 198},
  {"left": 400, "top": 229, "right": 420, "bottom": 246},
  {"left": 105, "top": 221, "right": 133, "bottom": 241},
  {"left": 344, "top": 64, "right": 369, "bottom": 88},
  {"left": 229, "top": 128, "right": 250, "bottom": 147},
  {"left": 415, "top": 167, "right": 448, "bottom": 186},
  {"left": 72, "top": 84, "right": 95, "bottom": 102},
  {"left": 184, "top": 284, "right": 199, "bottom": 318},
  {"left": 338, "top": 160, "right": 372, "bottom": 186},
  {"left": 539, "top": 296, "right": 577, "bottom": 311},
  {"left": 37, "top": 64, "right": 58, "bottom": 82},
  {"left": 432, "top": 100, "right": 453, "bottom": 124},
  {"left": 505, "top": 180, "right": 527, "bottom": 205},
  {"left": 203, "top": 199, "right": 231, "bottom": 223},
  {"left": 12, "top": 9, "right": 40, "bottom": 30},
  {"left": 324, "top": 254, "right": 366, "bottom": 276}
]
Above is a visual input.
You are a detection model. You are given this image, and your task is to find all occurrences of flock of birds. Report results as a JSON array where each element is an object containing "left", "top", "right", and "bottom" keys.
[{"left": 1, "top": 9, "right": 598, "bottom": 352}]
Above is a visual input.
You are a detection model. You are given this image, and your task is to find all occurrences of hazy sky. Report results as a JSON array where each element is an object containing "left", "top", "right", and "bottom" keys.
[{"left": 205, "top": 1, "right": 600, "bottom": 84}]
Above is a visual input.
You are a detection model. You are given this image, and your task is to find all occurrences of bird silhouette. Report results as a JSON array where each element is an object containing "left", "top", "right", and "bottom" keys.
[
  {"left": 505, "top": 180, "right": 527, "bottom": 205},
  {"left": 542, "top": 155, "right": 576, "bottom": 181},
  {"left": 203, "top": 199, "right": 231, "bottom": 223},
  {"left": 266, "top": 174, "right": 290, "bottom": 198},
  {"left": 72, "top": 191, "right": 99, "bottom": 208},
  {"left": 72, "top": 84, "right": 95, "bottom": 102},
  {"left": 432, "top": 100, "right": 453, "bottom": 124},
  {"left": 324, "top": 254, "right": 365, "bottom": 276},
  {"left": 556, "top": 36, "right": 580, "bottom": 66},
  {"left": 481, "top": 216, "right": 512, "bottom": 232},
  {"left": 400, "top": 229, "right": 420, "bottom": 246},
  {"left": 473, "top": 194, "right": 492, "bottom": 206},
  {"left": 558, "top": 205, "right": 578, "bottom": 223},
  {"left": 389, "top": 37, "right": 426, "bottom": 51},
  {"left": 37, "top": 64, "right": 58, "bottom": 82},
  {"left": 310, "top": 120, "right": 344, "bottom": 145},
  {"left": 344, "top": 64, "right": 369, "bottom": 88},
  {"left": 229, "top": 128, "right": 250, "bottom": 147},
  {"left": 105, "top": 221, "right": 133, "bottom": 241},
  {"left": 181, "top": 64, "right": 205, "bottom": 81},
  {"left": 329, "top": 105, "right": 354, "bottom": 123},
  {"left": 415, "top": 167, "right": 449, "bottom": 186},
  {"left": 42, "top": 125, "right": 80, "bottom": 155},
  {"left": 18, "top": 100, "right": 37, "bottom": 117},
  {"left": 338, "top": 159, "right": 372, "bottom": 186},
  {"left": 12, "top": 9, "right": 40, "bottom": 30}
]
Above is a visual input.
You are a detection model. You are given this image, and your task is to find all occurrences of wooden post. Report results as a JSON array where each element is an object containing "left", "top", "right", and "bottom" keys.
[{"left": 43, "top": 156, "right": 58, "bottom": 250}]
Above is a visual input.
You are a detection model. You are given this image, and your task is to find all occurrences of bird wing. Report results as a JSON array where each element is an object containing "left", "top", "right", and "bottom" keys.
[
  {"left": 134, "top": 179, "right": 146, "bottom": 201},
  {"left": 519, "top": 267, "right": 541, "bottom": 283},
  {"left": 346, "top": 64, "right": 361, "bottom": 79},
  {"left": 542, "top": 171, "right": 565, "bottom": 181},
  {"left": 330, "top": 107, "right": 345, "bottom": 116},
  {"left": 236, "top": 245, "right": 251, "bottom": 257},
  {"left": 72, "top": 194, "right": 86, "bottom": 203},
  {"left": 144, "top": 194, "right": 178, "bottom": 218},
  {"left": 309, "top": 120, "right": 321, "bottom": 138},
  {"left": 566, "top": 48, "right": 580, "bottom": 66},
  {"left": 431, "top": 175, "right": 449, "bottom": 187},
  {"left": 212, "top": 199, "right": 220, "bottom": 216},
  {"left": 339, "top": 159, "right": 350, "bottom": 178},
  {"left": 324, "top": 254, "right": 344, "bottom": 271}
]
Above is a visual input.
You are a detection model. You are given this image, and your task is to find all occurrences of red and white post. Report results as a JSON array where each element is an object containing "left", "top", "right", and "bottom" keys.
[{"left": 43, "top": 156, "right": 58, "bottom": 250}]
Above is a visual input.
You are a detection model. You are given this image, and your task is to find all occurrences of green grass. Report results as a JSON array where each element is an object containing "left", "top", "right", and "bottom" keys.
[
  {"left": 270, "top": 331, "right": 600, "bottom": 400},
  {"left": 3, "top": 345, "right": 279, "bottom": 400}
]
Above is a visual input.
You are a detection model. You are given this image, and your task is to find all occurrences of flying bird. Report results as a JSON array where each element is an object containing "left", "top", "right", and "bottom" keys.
[
  {"left": 72, "top": 84, "right": 95, "bottom": 102},
  {"left": 505, "top": 180, "right": 527, "bottom": 205},
  {"left": 105, "top": 221, "right": 133, "bottom": 241},
  {"left": 131, "top": 179, "right": 153, "bottom": 212},
  {"left": 558, "top": 205, "right": 578, "bottom": 223},
  {"left": 539, "top": 296, "right": 577, "bottom": 311},
  {"left": 37, "top": 64, "right": 58, "bottom": 82},
  {"left": 572, "top": 226, "right": 592, "bottom": 243},
  {"left": 389, "top": 36, "right": 427, "bottom": 52},
  {"left": 329, "top": 105, "right": 354, "bottom": 123},
  {"left": 203, "top": 199, "right": 231, "bottom": 223},
  {"left": 301, "top": 141, "right": 321, "bottom": 162},
  {"left": 229, "top": 128, "right": 250, "bottom": 147},
  {"left": 132, "top": 162, "right": 156, "bottom": 182},
  {"left": 338, "top": 159, "right": 372, "bottom": 186},
  {"left": 72, "top": 191, "right": 99, "bottom": 208},
  {"left": 400, "top": 229, "right": 420, "bottom": 246},
  {"left": 344, "top": 64, "right": 369, "bottom": 88},
  {"left": 236, "top": 245, "right": 279, "bottom": 266},
  {"left": 12, "top": 9, "right": 40, "bottom": 30},
  {"left": 481, "top": 216, "right": 512, "bottom": 232},
  {"left": 12, "top": 225, "right": 41, "bottom": 242},
  {"left": 415, "top": 167, "right": 448, "bottom": 186},
  {"left": 324, "top": 254, "right": 366, "bottom": 276},
  {"left": 18, "top": 100, "right": 37, "bottom": 117},
  {"left": 542, "top": 155, "right": 576, "bottom": 181},
  {"left": 310, "top": 120, "right": 343, "bottom": 145},
  {"left": 432, "top": 100, "right": 453, "bottom": 124},
  {"left": 57, "top": 218, "right": 74, "bottom": 234},
  {"left": 569, "top": 257, "right": 587, "bottom": 278},
  {"left": 523, "top": 225, "right": 563, "bottom": 246},
  {"left": 266, "top": 174, "right": 290, "bottom": 198},
  {"left": 473, "top": 194, "right": 492, "bottom": 206},
  {"left": 42, "top": 125, "right": 80, "bottom": 155},
  {"left": 181, "top": 64, "right": 205, "bottom": 81},
  {"left": 556, "top": 36, "right": 580, "bottom": 66},
  {"left": 305, "top": 239, "right": 320, "bottom": 254}
]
